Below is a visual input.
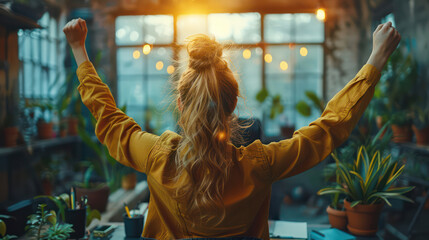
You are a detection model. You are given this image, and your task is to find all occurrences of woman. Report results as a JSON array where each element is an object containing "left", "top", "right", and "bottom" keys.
[{"left": 63, "top": 19, "right": 400, "bottom": 239}]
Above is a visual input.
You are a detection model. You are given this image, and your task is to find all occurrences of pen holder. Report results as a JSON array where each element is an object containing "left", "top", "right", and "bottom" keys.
[
  {"left": 123, "top": 214, "right": 144, "bottom": 238},
  {"left": 65, "top": 207, "right": 87, "bottom": 239}
]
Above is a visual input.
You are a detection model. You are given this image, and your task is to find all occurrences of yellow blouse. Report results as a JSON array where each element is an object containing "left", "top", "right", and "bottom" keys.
[{"left": 76, "top": 61, "right": 381, "bottom": 239}]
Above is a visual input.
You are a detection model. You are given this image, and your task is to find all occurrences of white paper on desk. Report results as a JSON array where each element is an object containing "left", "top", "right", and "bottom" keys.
[{"left": 269, "top": 220, "right": 307, "bottom": 239}]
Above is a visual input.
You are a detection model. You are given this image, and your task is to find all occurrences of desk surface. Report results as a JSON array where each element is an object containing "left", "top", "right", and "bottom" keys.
[{"left": 88, "top": 222, "right": 381, "bottom": 240}]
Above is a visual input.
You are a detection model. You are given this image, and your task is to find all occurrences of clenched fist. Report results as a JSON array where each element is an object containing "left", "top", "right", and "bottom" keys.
[
  {"left": 366, "top": 22, "right": 401, "bottom": 71},
  {"left": 63, "top": 18, "right": 87, "bottom": 49}
]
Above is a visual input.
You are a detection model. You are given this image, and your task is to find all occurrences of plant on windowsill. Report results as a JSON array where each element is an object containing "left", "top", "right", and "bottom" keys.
[
  {"left": 318, "top": 146, "right": 414, "bottom": 236},
  {"left": 381, "top": 49, "right": 418, "bottom": 143},
  {"left": 411, "top": 108, "right": 429, "bottom": 146},
  {"left": 26, "top": 99, "right": 55, "bottom": 139},
  {"left": 256, "top": 88, "right": 294, "bottom": 138},
  {"left": 0, "top": 215, "right": 17, "bottom": 240},
  {"left": 295, "top": 90, "right": 325, "bottom": 118}
]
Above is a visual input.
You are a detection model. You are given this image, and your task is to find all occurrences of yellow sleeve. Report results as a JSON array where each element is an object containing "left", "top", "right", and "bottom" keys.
[
  {"left": 262, "top": 64, "right": 381, "bottom": 182},
  {"left": 76, "top": 61, "right": 159, "bottom": 173}
]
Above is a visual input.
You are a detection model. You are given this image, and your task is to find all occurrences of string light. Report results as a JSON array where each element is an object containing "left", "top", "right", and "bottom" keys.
[
  {"left": 264, "top": 53, "right": 272, "bottom": 63},
  {"left": 167, "top": 65, "right": 175, "bottom": 74},
  {"left": 300, "top": 47, "right": 308, "bottom": 57},
  {"left": 316, "top": 8, "right": 326, "bottom": 21},
  {"left": 143, "top": 44, "right": 151, "bottom": 55},
  {"left": 280, "top": 61, "right": 288, "bottom": 71},
  {"left": 217, "top": 131, "right": 226, "bottom": 141},
  {"left": 132, "top": 50, "right": 141, "bottom": 59},
  {"left": 156, "top": 61, "right": 164, "bottom": 70},
  {"left": 243, "top": 49, "right": 251, "bottom": 59}
]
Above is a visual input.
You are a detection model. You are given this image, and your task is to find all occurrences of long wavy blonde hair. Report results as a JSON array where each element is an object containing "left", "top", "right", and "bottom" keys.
[{"left": 174, "top": 34, "right": 240, "bottom": 224}]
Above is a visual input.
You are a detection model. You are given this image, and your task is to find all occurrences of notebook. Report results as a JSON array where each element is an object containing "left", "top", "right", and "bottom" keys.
[
  {"left": 269, "top": 220, "right": 308, "bottom": 239},
  {"left": 309, "top": 228, "right": 356, "bottom": 240}
]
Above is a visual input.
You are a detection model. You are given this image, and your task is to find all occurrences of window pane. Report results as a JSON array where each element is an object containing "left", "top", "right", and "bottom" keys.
[
  {"left": 295, "top": 14, "right": 324, "bottom": 43},
  {"left": 264, "top": 14, "right": 293, "bottom": 43},
  {"left": 227, "top": 48, "right": 263, "bottom": 119},
  {"left": 208, "top": 13, "right": 261, "bottom": 43},
  {"left": 143, "top": 15, "right": 174, "bottom": 44},
  {"left": 294, "top": 45, "right": 323, "bottom": 73},
  {"left": 115, "top": 16, "right": 144, "bottom": 45},
  {"left": 117, "top": 47, "right": 145, "bottom": 76},
  {"left": 177, "top": 15, "right": 207, "bottom": 44},
  {"left": 146, "top": 47, "right": 173, "bottom": 75},
  {"left": 118, "top": 75, "right": 145, "bottom": 107}
]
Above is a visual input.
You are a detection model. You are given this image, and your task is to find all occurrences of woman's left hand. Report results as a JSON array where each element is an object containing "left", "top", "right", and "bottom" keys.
[{"left": 63, "top": 18, "right": 87, "bottom": 49}]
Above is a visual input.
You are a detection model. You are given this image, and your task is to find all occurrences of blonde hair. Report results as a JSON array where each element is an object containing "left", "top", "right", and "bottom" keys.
[{"left": 173, "top": 34, "right": 240, "bottom": 225}]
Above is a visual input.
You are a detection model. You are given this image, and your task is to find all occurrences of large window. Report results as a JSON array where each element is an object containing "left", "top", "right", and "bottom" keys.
[{"left": 115, "top": 13, "right": 324, "bottom": 136}]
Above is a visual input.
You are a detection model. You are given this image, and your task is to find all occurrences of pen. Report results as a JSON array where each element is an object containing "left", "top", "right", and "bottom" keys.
[
  {"left": 124, "top": 202, "right": 131, "bottom": 218},
  {"left": 70, "top": 187, "right": 75, "bottom": 210}
]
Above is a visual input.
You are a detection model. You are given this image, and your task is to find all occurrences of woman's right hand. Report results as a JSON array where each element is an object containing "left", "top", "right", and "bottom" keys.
[{"left": 366, "top": 22, "right": 401, "bottom": 71}]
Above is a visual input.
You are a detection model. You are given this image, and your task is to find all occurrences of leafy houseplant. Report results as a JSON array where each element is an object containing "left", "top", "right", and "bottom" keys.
[
  {"left": 295, "top": 91, "right": 325, "bottom": 118},
  {"left": 411, "top": 108, "right": 429, "bottom": 146},
  {"left": 26, "top": 100, "right": 55, "bottom": 139},
  {"left": 318, "top": 146, "right": 414, "bottom": 236},
  {"left": 25, "top": 204, "right": 74, "bottom": 240},
  {"left": 380, "top": 50, "right": 418, "bottom": 143}
]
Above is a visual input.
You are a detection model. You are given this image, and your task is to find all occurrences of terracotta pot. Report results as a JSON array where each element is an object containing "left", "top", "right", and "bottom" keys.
[
  {"left": 412, "top": 125, "right": 429, "bottom": 146},
  {"left": 4, "top": 126, "right": 19, "bottom": 147},
  {"left": 391, "top": 124, "right": 412, "bottom": 143},
  {"left": 122, "top": 173, "right": 137, "bottom": 190},
  {"left": 326, "top": 205, "right": 347, "bottom": 230},
  {"left": 376, "top": 116, "right": 385, "bottom": 129},
  {"left": 75, "top": 184, "right": 110, "bottom": 212},
  {"left": 68, "top": 117, "right": 79, "bottom": 136},
  {"left": 38, "top": 122, "right": 54, "bottom": 139},
  {"left": 42, "top": 178, "right": 53, "bottom": 196},
  {"left": 344, "top": 199, "right": 383, "bottom": 236},
  {"left": 280, "top": 125, "right": 295, "bottom": 139}
]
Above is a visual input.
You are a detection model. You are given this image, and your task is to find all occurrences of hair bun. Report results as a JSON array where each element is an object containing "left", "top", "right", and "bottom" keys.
[{"left": 186, "top": 34, "right": 223, "bottom": 71}]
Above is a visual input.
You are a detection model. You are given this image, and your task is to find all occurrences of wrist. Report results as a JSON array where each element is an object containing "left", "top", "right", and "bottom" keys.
[{"left": 366, "top": 51, "right": 387, "bottom": 72}]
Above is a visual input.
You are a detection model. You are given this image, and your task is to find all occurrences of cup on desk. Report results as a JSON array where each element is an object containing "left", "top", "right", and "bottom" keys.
[
  {"left": 123, "top": 213, "right": 144, "bottom": 238},
  {"left": 65, "top": 207, "right": 87, "bottom": 239}
]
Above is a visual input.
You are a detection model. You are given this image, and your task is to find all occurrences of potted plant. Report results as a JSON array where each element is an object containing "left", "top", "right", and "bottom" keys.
[
  {"left": 0, "top": 215, "right": 17, "bottom": 240},
  {"left": 411, "top": 108, "right": 429, "bottom": 146},
  {"left": 295, "top": 90, "right": 325, "bottom": 118},
  {"left": 256, "top": 88, "right": 294, "bottom": 138},
  {"left": 121, "top": 168, "right": 138, "bottom": 191},
  {"left": 381, "top": 50, "right": 418, "bottom": 143},
  {"left": 76, "top": 105, "right": 132, "bottom": 212},
  {"left": 25, "top": 204, "right": 74, "bottom": 240},
  {"left": 26, "top": 100, "right": 55, "bottom": 139},
  {"left": 319, "top": 146, "right": 414, "bottom": 236}
]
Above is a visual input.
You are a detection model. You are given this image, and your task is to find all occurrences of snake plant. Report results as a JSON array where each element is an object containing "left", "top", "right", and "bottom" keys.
[{"left": 318, "top": 146, "right": 414, "bottom": 208}]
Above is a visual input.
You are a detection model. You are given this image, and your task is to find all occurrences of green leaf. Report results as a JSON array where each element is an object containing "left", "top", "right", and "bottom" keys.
[
  {"left": 0, "top": 219, "right": 6, "bottom": 237},
  {"left": 256, "top": 88, "right": 269, "bottom": 103},
  {"left": 350, "top": 200, "right": 362, "bottom": 208},
  {"left": 295, "top": 101, "right": 311, "bottom": 117}
]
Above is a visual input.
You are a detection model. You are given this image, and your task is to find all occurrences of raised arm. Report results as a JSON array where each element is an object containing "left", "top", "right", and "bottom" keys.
[
  {"left": 63, "top": 19, "right": 159, "bottom": 173},
  {"left": 263, "top": 22, "right": 401, "bottom": 181}
]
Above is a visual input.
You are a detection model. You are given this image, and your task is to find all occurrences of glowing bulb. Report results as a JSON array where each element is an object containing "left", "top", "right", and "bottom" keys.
[
  {"left": 143, "top": 44, "right": 151, "bottom": 55},
  {"left": 132, "top": 50, "right": 140, "bottom": 59},
  {"left": 316, "top": 8, "right": 326, "bottom": 21},
  {"left": 167, "top": 65, "right": 175, "bottom": 74},
  {"left": 156, "top": 61, "right": 164, "bottom": 70},
  {"left": 300, "top": 47, "right": 308, "bottom": 57},
  {"left": 243, "top": 49, "right": 251, "bottom": 59},
  {"left": 280, "top": 61, "right": 288, "bottom": 71},
  {"left": 264, "top": 53, "right": 272, "bottom": 63}
]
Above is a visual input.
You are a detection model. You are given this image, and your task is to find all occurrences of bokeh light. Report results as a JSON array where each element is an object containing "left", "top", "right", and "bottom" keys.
[
  {"left": 143, "top": 44, "right": 151, "bottom": 55},
  {"left": 316, "top": 8, "right": 326, "bottom": 21},
  {"left": 132, "top": 50, "right": 141, "bottom": 59},
  {"left": 156, "top": 61, "right": 164, "bottom": 70},
  {"left": 300, "top": 47, "right": 308, "bottom": 57},
  {"left": 243, "top": 49, "right": 251, "bottom": 59},
  {"left": 264, "top": 53, "right": 272, "bottom": 63},
  {"left": 167, "top": 65, "right": 175, "bottom": 74},
  {"left": 280, "top": 61, "right": 288, "bottom": 71}
]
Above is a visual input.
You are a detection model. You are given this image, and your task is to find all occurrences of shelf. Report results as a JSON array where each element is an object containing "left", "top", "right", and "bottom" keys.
[
  {"left": 0, "top": 136, "right": 81, "bottom": 157},
  {"left": 0, "top": 5, "right": 40, "bottom": 31}
]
